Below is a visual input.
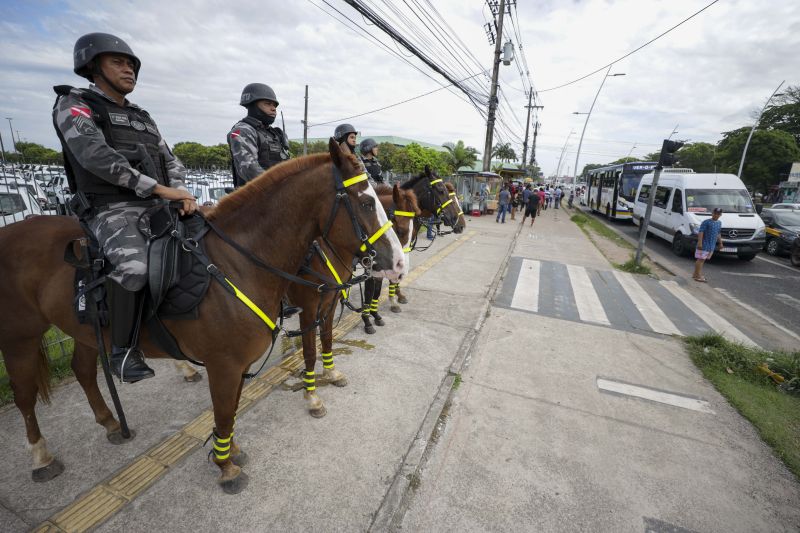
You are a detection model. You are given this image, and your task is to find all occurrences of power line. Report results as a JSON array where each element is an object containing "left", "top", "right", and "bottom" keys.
[{"left": 539, "top": 0, "right": 720, "bottom": 92}]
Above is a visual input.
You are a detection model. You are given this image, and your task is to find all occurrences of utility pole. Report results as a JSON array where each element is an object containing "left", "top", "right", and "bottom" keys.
[
  {"left": 520, "top": 91, "right": 543, "bottom": 174},
  {"left": 302, "top": 85, "right": 309, "bottom": 156},
  {"left": 5, "top": 117, "right": 17, "bottom": 154},
  {"left": 0, "top": 131, "right": 6, "bottom": 165},
  {"left": 482, "top": 0, "right": 506, "bottom": 172},
  {"left": 530, "top": 120, "right": 540, "bottom": 167}
]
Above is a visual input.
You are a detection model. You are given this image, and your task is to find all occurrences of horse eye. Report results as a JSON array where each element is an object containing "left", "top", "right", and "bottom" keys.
[{"left": 360, "top": 200, "right": 374, "bottom": 211}]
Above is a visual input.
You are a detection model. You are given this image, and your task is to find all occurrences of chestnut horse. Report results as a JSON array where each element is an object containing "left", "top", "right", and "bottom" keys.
[
  {"left": 385, "top": 171, "right": 467, "bottom": 313},
  {"left": 286, "top": 183, "right": 421, "bottom": 417},
  {"left": 0, "top": 139, "right": 404, "bottom": 493}
]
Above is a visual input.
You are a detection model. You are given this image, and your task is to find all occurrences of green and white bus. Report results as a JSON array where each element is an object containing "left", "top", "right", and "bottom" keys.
[{"left": 586, "top": 161, "right": 657, "bottom": 220}]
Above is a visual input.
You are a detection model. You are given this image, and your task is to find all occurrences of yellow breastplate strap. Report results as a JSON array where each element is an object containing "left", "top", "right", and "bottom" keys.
[
  {"left": 224, "top": 279, "right": 276, "bottom": 330},
  {"left": 318, "top": 247, "right": 349, "bottom": 298}
]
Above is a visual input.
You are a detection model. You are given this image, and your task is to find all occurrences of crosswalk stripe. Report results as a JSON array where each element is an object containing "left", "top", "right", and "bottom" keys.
[
  {"left": 612, "top": 271, "right": 682, "bottom": 336},
  {"left": 661, "top": 281, "right": 759, "bottom": 347},
  {"left": 566, "top": 264, "right": 610, "bottom": 325},
  {"left": 510, "top": 259, "right": 540, "bottom": 312}
]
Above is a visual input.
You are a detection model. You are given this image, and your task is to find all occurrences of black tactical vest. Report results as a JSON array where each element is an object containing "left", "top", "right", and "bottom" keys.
[
  {"left": 53, "top": 85, "right": 169, "bottom": 204},
  {"left": 363, "top": 157, "right": 383, "bottom": 183},
  {"left": 230, "top": 117, "right": 289, "bottom": 187}
]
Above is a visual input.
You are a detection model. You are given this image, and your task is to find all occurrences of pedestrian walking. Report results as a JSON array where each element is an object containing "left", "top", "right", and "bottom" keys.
[
  {"left": 509, "top": 182, "right": 517, "bottom": 220},
  {"left": 228, "top": 83, "right": 290, "bottom": 188},
  {"left": 537, "top": 187, "right": 545, "bottom": 215},
  {"left": 523, "top": 185, "right": 541, "bottom": 226},
  {"left": 693, "top": 208, "right": 723, "bottom": 282},
  {"left": 554, "top": 186, "right": 563, "bottom": 209},
  {"left": 496, "top": 184, "right": 511, "bottom": 223},
  {"left": 521, "top": 184, "right": 532, "bottom": 214},
  {"left": 53, "top": 32, "right": 197, "bottom": 382},
  {"left": 568, "top": 187, "right": 575, "bottom": 208}
]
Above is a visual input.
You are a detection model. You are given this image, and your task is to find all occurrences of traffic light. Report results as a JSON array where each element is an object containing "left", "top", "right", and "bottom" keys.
[{"left": 658, "top": 139, "right": 684, "bottom": 168}]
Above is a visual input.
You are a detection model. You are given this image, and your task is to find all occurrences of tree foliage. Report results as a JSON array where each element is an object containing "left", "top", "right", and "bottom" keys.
[
  {"left": 4, "top": 142, "right": 62, "bottom": 163},
  {"left": 492, "top": 142, "right": 517, "bottom": 162},
  {"left": 172, "top": 142, "right": 230, "bottom": 169},
  {"left": 759, "top": 84, "right": 800, "bottom": 145},
  {"left": 288, "top": 140, "right": 328, "bottom": 157},
  {"left": 443, "top": 140, "right": 479, "bottom": 172},
  {"left": 675, "top": 142, "right": 716, "bottom": 172},
  {"left": 383, "top": 143, "right": 451, "bottom": 175},
  {"left": 714, "top": 128, "right": 800, "bottom": 193}
]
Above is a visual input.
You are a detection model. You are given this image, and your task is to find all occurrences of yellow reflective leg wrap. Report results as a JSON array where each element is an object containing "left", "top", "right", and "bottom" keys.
[
  {"left": 303, "top": 370, "right": 316, "bottom": 392},
  {"left": 212, "top": 430, "right": 232, "bottom": 461},
  {"left": 371, "top": 298, "right": 379, "bottom": 312},
  {"left": 321, "top": 352, "right": 334, "bottom": 370},
  {"left": 388, "top": 284, "right": 397, "bottom": 297}
]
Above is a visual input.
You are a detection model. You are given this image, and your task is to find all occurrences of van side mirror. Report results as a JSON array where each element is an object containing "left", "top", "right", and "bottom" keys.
[{"left": 755, "top": 204, "right": 763, "bottom": 214}]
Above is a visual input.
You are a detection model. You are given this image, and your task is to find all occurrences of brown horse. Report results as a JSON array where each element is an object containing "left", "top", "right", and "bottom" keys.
[
  {"left": 0, "top": 139, "right": 404, "bottom": 493},
  {"left": 387, "top": 172, "right": 467, "bottom": 312},
  {"left": 286, "top": 183, "right": 420, "bottom": 417}
]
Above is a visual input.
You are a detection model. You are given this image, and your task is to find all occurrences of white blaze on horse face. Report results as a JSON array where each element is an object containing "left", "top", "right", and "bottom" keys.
[{"left": 360, "top": 182, "right": 404, "bottom": 281}]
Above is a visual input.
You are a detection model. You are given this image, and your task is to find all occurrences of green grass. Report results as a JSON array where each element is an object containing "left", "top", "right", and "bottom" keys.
[
  {"left": 686, "top": 333, "right": 800, "bottom": 478},
  {"left": 570, "top": 213, "right": 633, "bottom": 249},
  {"left": 615, "top": 257, "right": 652, "bottom": 275},
  {"left": 452, "top": 373, "right": 462, "bottom": 390},
  {"left": 0, "top": 327, "right": 75, "bottom": 407}
]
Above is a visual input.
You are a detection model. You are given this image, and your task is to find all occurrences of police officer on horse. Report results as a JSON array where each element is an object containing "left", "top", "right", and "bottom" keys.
[
  {"left": 359, "top": 138, "right": 383, "bottom": 184},
  {"left": 334, "top": 123, "right": 359, "bottom": 155},
  {"left": 53, "top": 32, "right": 197, "bottom": 383},
  {"left": 228, "top": 83, "right": 290, "bottom": 187}
]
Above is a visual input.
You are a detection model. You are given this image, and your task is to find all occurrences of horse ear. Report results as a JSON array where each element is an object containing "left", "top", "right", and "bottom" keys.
[
  {"left": 329, "top": 137, "right": 343, "bottom": 167},
  {"left": 393, "top": 183, "right": 401, "bottom": 206},
  {"left": 424, "top": 165, "right": 432, "bottom": 177}
]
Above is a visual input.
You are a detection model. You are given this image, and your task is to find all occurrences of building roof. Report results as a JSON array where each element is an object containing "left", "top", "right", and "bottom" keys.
[{"left": 291, "top": 135, "right": 448, "bottom": 153}]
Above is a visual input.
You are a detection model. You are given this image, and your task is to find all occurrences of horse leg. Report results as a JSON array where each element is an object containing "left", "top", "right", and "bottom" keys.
[
  {"left": 206, "top": 364, "right": 249, "bottom": 494},
  {"left": 396, "top": 283, "right": 409, "bottom": 305},
  {"left": 229, "top": 377, "right": 248, "bottom": 467},
  {"left": 300, "top": 309, "right": 326, "bottom": 418},
  {"left": 70, "top": 341, "right": 134, "bottom": 444},
  {"left": 4, "top": 336, "right": 65, "bottom": 482},
  {"left": 388, "top": 282, "right": 402, "bottom": 313},
  {"left": 320, "top": 308, "right": 348, "bottom": 388},
  {"left": 173, "top": 360, "right": 203, "bottom": 383},
  {"left": 370, "top": 277, "right": 385, "bottom": 326},
  {"left": 361, "top": 278, "right": 376, "bottom": 334}
]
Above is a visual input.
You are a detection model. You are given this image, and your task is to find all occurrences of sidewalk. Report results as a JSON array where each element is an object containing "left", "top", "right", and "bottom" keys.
[{"left": 401, "top": 208, "right": 800, "bottom": 532}]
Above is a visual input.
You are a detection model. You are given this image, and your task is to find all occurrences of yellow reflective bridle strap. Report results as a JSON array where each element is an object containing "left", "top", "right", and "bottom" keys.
[
  {"left": 429, "top": 178, "right": 443, "bottom": 186},
  {"left": 436, "top": 198, "right": 454, "bottom": 214},
  {"left": 393, "top": 210, "right": 416, "bottom": 217},
  {"left": 318, "top": 247, "right": 348, "bottom": 298},
  {"left": 359, "top": 220, "right": 394, "bottom": 252},
  {"left": 224, "top": 279, "right": 276, "bottom": 330},
  {"left": 403, "top": 246, "right": 412, "bottom": 253},
  {"left": 343, "top": 173, "right": 368, "bottom": 188}
]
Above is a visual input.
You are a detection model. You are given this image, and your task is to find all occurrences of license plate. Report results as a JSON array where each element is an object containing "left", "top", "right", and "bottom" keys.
[{"left": 721, "top": 247, "right": 737, "bottom": 253}]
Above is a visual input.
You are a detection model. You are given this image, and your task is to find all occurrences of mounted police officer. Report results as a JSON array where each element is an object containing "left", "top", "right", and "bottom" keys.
[
  {"left": 359, "top": 138, "right": 383, "bottom": 184},
  {"left": 334, "top": 123, "right": 359, "bottom": 155},
  {"left": 53, "top": 32, "right": 197, "bottom": 383},
  {"left": 227, "top": 83, "right": 290, "bottom": 187}
]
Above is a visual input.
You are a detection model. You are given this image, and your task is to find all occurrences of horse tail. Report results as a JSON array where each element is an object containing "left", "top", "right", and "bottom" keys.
[{"left": 35, "top": 347, "right": 52, "bottom": 405}]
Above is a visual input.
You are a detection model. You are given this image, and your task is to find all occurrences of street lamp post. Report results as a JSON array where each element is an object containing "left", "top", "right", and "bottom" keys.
[
  {"left": 738, "top": 80, "right": 785, "bottom": 178},
  {"left": 572, "top": 66, "right": 625, "bottom": 185},
  {"left": 5, "top": 117, "right": 16, "bottom": 154},
  {"left": 555, "top": 129, "right": 575, "bottom": 178}
]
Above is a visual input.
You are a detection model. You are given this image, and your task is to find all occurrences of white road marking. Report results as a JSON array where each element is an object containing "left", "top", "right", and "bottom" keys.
[
  {"left": 720, "top": 271, "right": 778, "bottom": 278},
  {"left": 613, "top": 271, "right": 681, "bottom": 336},
  {"left": 775, "top": 293, "right": 800, "bottom": 312},
  {"left": 661, "top": 280, "right": 759, "bottom": 347},
  {"left": 511, "top": 259, "right": 540, "bottom": 312},
  {"left": 755, "top": 255, "right": 799, "bottom": 273},
  {"left": 597, "top": 378, "right": 715, "bottom": 414},
  {"left": 566, "top": 264, "right": 610, "bottom": 325},
  {"left": 715, "top": 288, "right": 800, "bottom": 342}
]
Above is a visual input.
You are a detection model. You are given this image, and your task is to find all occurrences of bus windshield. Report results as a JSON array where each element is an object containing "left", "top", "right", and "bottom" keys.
[
  {"left": 619, "top": 174, "right": 642, "bottom": 201},
  {"left": 685, "top": 189, "right": 754, "bottom": 214}
]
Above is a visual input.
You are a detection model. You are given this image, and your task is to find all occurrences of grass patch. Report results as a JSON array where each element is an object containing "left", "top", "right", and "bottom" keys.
[
  {"left": 571, "top": 213, "right": 633, "bottom": 249},
  {"left": 0, "top": 326, "right": 75, "bottom": 407},
  {"left": 453, "top": 373, "right": 462, "bottom": 390},
  {"left": 614, "top": 257, "right": 651, "bottom": 275},
  {"left": 686, "top": 333, "right": 800, "bottom": 478}
]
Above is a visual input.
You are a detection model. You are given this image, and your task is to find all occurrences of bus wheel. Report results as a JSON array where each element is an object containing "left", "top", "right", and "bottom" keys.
[{"left": 672, "top": 233, "right": 688, "bottom": 257}]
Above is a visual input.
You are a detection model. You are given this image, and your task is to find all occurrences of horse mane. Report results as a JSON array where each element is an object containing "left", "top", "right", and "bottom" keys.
[
  {"left": 444, "top": 182, "right": 455, "bottom": 192},
  {"left": 374, "top": 183, "right": 392, "bottom": 196},
  {"left": 400, "top": 172, "right": 428, "bottom": 191},
  {"left": 374, "top": 183, "right": 422, "bottom": 214},
  {"left": 207, "top": 153, "right": 331, "bottom": 220}
]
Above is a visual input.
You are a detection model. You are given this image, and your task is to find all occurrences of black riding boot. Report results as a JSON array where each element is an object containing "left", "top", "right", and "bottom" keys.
[{"left": 108, "top": 280, "right": 154, "bottom": 383}]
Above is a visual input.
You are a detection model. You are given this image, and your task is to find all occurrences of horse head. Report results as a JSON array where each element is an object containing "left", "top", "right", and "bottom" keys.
[
  {"left": 444, "top": 182, "right": 466, "bottom": 234},
  {"left": 327, "top": 138, "right": 405, "bottom": 282}
]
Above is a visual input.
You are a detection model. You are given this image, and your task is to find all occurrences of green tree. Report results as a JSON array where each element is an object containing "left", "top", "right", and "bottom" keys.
[
  {"left": 643, "top": 151, "right": 661, "bottom": 162},
  {"left": 377, "top": 142, "right": 400, "bottom": 173},
  {"left": 173, "top": 142, "right": 230, "bottom": 169},
  {"left": 608, "top": 157, "right": 640, "bottom": 165},
  {"left": 492, "top": 142, "right": 517, "bottom": 162},
  {"left": 7, "top": 142, "right": 62, "bottom": 163},
  {"left": 580, "top": 163, "right": 604, "bottom": 177},
  {"left": 392, "top": 143, "right": 450, "bottom": 175},
  {"left": 759, "top": 85, "right": 800, "bottom": 146},
  {"left": 443, "top": 140, "right": 479, "bottom": 172},
  {"left": 715, "top": 128, "right": 800, "bottom": 193},
  {"left": 675, "top": 142, "right": 716, "bottom": 172}
]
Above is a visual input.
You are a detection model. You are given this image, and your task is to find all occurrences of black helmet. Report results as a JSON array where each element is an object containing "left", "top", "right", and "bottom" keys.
[
  {"left": 73, "top": 33, "right": 141, "bottom": 81},
  {"left": 240, "top": 83, "right": 279, "bottom": 107},
  {"left": 359, "top": 138, "right": 378, "bottom": 155},
  {"left": 334, "top": 123, "right": 358, "bottom": 143}
]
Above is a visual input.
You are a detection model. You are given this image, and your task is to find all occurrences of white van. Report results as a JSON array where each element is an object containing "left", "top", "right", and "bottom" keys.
[{"left": 632, "top": 172, "right": 765, "bottom": 261}]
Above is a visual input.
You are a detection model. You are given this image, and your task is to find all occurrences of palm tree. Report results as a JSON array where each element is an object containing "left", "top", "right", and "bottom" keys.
[
  {"left": 443, "top": 140, "right": 479, "bottom": 172},
  {"left": 492, "top": 142, "right": 517, "bottom": 163}
]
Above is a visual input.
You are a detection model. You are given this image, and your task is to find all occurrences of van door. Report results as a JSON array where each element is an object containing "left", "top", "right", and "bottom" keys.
[
  {"left": 649, "top": 186, "right": 673, "bottom": 239},
  {"left": 667, "top": 188, "right": 685, "bottom": 235}
]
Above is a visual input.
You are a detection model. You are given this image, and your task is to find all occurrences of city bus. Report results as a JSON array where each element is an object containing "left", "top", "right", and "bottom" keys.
[{"left": 586, "top": 161, "right": 657, "bottom": 220}]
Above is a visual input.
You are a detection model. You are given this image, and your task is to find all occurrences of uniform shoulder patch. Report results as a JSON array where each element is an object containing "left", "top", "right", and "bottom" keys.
[
  {"left": 230, "top": 129, "right": 241, "bottom": 138},
  {"left": 70, "top": 106, "right": 91, "bottom": 119}
]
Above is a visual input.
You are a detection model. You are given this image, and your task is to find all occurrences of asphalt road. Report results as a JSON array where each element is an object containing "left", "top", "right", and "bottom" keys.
[{"left": 594, "top": 212, "right": 800, "bottom": 342}]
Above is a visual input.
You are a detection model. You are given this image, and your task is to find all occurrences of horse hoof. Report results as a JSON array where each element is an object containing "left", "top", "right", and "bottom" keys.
[
  {"left": 220, "top": 471, "right": 249, "bottom": 495},
  {"left": 373, "top": 317, "right": 385, "bottom": 326},
  {"left": 32, "top": 459, "right": 64, "bottom": 483},
  {"left": 184, "top": 372, "right": 203, "bottom": 383},
  {"left": 107, "top": 429, "right": 137, "bottom": 445},
  {"left": 310, "top": 405, "right": 328, "bottom": 418},
  {"left": 231, "top": 451, "right": 249, "bottom": 468},
  {"left": 331, "top": 377, "right": 349, "bottom": 387},
  {"left": 364, "top": 324, "right": 376, "bottom": 334},
  {"left": 397, "top": 295, "right": 409, "bottom": 304},
  {"left": 390, "top": 305, "right": 402, "bottom": 313}
]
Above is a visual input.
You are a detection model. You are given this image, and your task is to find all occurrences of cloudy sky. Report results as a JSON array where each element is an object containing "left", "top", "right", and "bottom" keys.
[{"left": 1, "top": 0, "right": 798, "bottom": 175}]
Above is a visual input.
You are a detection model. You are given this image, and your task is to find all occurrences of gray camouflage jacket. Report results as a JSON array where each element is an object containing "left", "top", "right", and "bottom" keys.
[
  {"left": 53, "top": 85, "right": 187, "bottom": 197},
  {"left": 227, "top": 120, "right": 289, "bottom": 184}
]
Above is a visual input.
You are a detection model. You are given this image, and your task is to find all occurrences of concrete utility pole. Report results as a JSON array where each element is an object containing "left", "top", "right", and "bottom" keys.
[
  {"left": 520, "top": 90, "right": 543, "bottom": 173},
  {"left": 302, "top": 85, "right": 309, "bottom": 156},
  {"left": 0, "top": 130, "right": 7, "bottom": 165},
  {"left": 530, "top": 120, "right": 540, "bottom": 167},
  {"left": 738, "top": 80, "right": 785, "bottom": 178},
  {"left": 482, "top": 0, "right": 506, "bottom": 172},
  {"left": 5, "top": 117, "right": 17, "bottom": 153}
]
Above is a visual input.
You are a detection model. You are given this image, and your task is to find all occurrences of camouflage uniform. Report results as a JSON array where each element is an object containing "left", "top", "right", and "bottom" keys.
[
  {"left": 362, "top": 156, "right": 383, "bottom": 184},
  {"left": 227, "top": 119, "right": 289, "bottom": 186},
  {"left": 53, "top": 85, "right": 188, "bottom": 291}
]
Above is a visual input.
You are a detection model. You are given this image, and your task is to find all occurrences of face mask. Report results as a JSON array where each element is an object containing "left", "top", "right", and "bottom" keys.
[{"left": 247, "top": 104, "right": 276, "bottom": 126}]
